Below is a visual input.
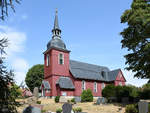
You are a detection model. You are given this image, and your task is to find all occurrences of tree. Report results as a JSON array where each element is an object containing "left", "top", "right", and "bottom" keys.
[
  {"left": 120, "top": 0, "right": 150, "bottom": 79},
  {"left": 0, "top": 39, "right": 19, "bottom": 113},
  {"left": 0, "top": 0, "right": 20, "bottom": 20},
  {"left": 25, "top": 64, "right": 44, "bottom": 92}
]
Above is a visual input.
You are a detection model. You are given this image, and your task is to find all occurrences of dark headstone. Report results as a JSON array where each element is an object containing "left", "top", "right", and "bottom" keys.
[
  {"left": 23, "top": 105, "right": 41, "bottom": 113},
  {"left": 96, "top": 97, "right": 107, "bottom": 105},
  {"left": 62, "top": 103, "right": 72, "bottom": 113},
  {"left": 101, "top": 97, "right": 107, "bottom": 104},
  {"left": 138, "top": 101, "right": 148, "bottom": 113},
  {"left": 96, "top": 98, "right": 101, "bottom": 105},
  {"left": 74, "top": 97, "right": 81, "bottom": 102}
]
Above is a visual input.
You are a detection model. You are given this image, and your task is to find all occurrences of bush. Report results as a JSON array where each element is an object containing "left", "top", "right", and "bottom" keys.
[
  {"left": 55, "top": 96, "right": 60, "bottom": 103},
  {"left": 139, "top": 84, "right": 150, "bottom": 99},
  {"left": 102, "top": 84, "right": 116, "bottom": 98},
  {"left": 73, "top": 107, "right": 82, "bottom": 112},
  {"left": 81, "top": 89, "right": 93, "bottom": 102},
  {"left": 56, "top": 108, "right": 62, "bottom": 113},
  {"left": 71, "top": 98, "right": 75, "bottom": 103},
  {"left": 125, "top": 104, "right": 138, "bottom": 113},
  {"left": 36, "top": 101, "right": 41, "bottom": 104}
]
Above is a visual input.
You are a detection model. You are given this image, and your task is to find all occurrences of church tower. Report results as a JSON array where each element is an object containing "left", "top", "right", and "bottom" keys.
[{"left": 43, "top": 10, "right": 70, "bottom": 96}]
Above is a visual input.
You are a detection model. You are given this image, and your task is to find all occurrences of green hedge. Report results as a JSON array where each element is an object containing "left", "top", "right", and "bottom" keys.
[
  {"left": 81, "top": 89, "right": 93, "bottom": 102},
  {"left": 102, "top": 84, "right": 140, "bottom": 102}
]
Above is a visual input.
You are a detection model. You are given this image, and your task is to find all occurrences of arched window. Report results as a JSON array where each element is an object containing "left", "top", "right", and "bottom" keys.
[
  {"left": 82, "top": 80, "right": 86, "bottom": 91},
  {"left": 101, "top": 83, "right": 105, "bottom": 89},
  {"left": 94, "top": 82, "right": 97, "bottom": 92},
  {"left": 46, "top": 54, "right": 50, "bottom": 66},
  {"left": 58, "top": 53, "right": 64, "bottom": 65}
]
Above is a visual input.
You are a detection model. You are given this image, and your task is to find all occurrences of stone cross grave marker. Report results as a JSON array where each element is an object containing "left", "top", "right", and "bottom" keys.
[
  {"left": 138, "top": 101, "right": 148, "bottom": 113},
  {"left": 62, "top": 103, "right": 72, "bottom": 113},
  {"left": 33, "top": 87, "right": 39, "bottom": 99}
]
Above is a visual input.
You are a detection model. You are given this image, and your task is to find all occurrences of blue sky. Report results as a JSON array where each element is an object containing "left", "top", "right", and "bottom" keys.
[{"left": 0, "top": 0, "right": 148, "bottom": 86}]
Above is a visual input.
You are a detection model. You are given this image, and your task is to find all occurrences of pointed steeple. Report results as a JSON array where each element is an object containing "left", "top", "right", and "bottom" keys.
[
  {"left": 53, "top": 9, "right": 60, "bottom": 30},
  {"left": 52, "top": 9, "right": 61, "bottom": 39}
]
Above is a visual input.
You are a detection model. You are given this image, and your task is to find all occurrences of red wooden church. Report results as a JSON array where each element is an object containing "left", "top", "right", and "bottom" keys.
[{"left": 41, "top": 10, "right": 126, "bottom": 97}]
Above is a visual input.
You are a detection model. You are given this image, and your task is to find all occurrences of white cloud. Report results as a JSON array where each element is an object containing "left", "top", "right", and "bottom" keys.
[
  {"left": 122, "top": 69, "right": 149, "bottom": 87},
  {"left": 0, "top": 25, "right": 29, "bottom": 85},
  {"left": 0, "top": 26, "right": 26, "bottom": 56},
  {"left": 12, "top": 58, "right": 29, "bottom": 72}
]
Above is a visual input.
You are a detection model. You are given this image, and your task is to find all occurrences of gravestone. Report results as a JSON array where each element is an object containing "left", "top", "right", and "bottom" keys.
[
  {"left": 96, "top": 97, "right": 101, "bottom": 105},
  {"left": 96, "top": 97, "right": 107, "bottom": 105},
  {"left": 23, "top": 105, "right": 41, "bottom": 113},
  {"left": 138, "top": 101, "right": 148, "bottom": 113},
  {"left": 59, "top": 96, "right": 68, "bottom": 103},
  {"left": 74, "top": 97, "right": 81, "bottom": 102},
  {"left": 62, "top": 103, "right": 72, "bottom": 113},
  {"left": 33, "top": 87, "right": 39, "bottom": 99}
]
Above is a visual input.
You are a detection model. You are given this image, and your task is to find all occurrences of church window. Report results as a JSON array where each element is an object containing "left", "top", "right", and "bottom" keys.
[
  {"left": 59, "top": 53, "right": 64, "bottom": 65},
  {"left": 82, "top": 80, "right": 86, "bottom": 91},
  {"left": 46, "top": 54, "right": 50, "bottom": 66},
  {"left": 101, "top": 83, "right": 105, "bottom": 89},
  {"left": 94, "top": 82, "right": 97, "bottom": 92}
]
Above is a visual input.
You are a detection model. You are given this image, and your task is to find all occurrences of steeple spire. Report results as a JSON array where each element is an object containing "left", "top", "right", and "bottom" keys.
[
  {"left": 52, "top": 9, "right": 61, "bottom": 39},
  {"left": 54, "top": 8, "right": 60, "bottom": 30}
]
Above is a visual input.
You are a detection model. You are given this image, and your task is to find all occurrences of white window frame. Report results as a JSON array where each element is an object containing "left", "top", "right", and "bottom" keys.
[
  {"left": 58, "top": 53, "right": 64, "bottom": 65},
  {"left": 101, "top": 83, "right": 105, "bottom": 90},
  {"left": 82, "top": 80, "right": 86, "bottom": 91},
  {"left": 46, "top": 54, "right": 50, "bottom": 66},
  {"left": 94, "top": 82, "right": 97, "bottom": 92}
]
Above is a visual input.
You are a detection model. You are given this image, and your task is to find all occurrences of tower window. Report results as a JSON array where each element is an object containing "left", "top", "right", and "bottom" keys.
[
  {"left": 82, "top": 80, "right": 86, "bottom": 91},
  {"left": 59, "top": 53, "right": 64, "bottom": 65},
  {"left": 46, "top": 54, "right": 50, "bottom": 66},
  {"left": 94, "top": 82, "right": 97, "bottom": 92}
]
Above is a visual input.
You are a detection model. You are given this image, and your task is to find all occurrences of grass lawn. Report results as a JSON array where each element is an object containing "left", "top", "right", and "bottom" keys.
[{"left": 17, "top": 98, "right": 125, "bottom": 113}]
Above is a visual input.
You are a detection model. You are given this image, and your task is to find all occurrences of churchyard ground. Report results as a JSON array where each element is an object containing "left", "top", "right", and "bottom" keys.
[{"left": 16, "top": 98, "right": 125, "bottom": 113}]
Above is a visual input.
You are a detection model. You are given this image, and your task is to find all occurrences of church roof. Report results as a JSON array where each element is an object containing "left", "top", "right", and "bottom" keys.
[
  {"left": 70, "top": 60, "right": 120, "bottom": 82},
  {"left": 108, "top": 69, "right": 120, "bottom": 81},
  {"left": 56, "top": 77, "right": 75, "bottom": 89},
  {"left": 53, "top": 9, "right": 60, "bottom": 30},
  {"left": 47, "top": 38, "right": 67, "bottom": 51}
]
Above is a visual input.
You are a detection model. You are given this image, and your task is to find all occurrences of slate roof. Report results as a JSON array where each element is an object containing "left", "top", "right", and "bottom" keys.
[
  {"left": 56, "top": 77, "right": 75, "bottom": 89},
  {"left": 47, "top": 38, "right": 67, "bottom": 51},
  {"left": 70, "top": 60, "right": 120, "bottom": 82},
  {"left": 108, "top": 69, "right": 120, "bottom": 81},
  {"left": 42, "top": 80, "right": 51, "bottom": 89}
]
